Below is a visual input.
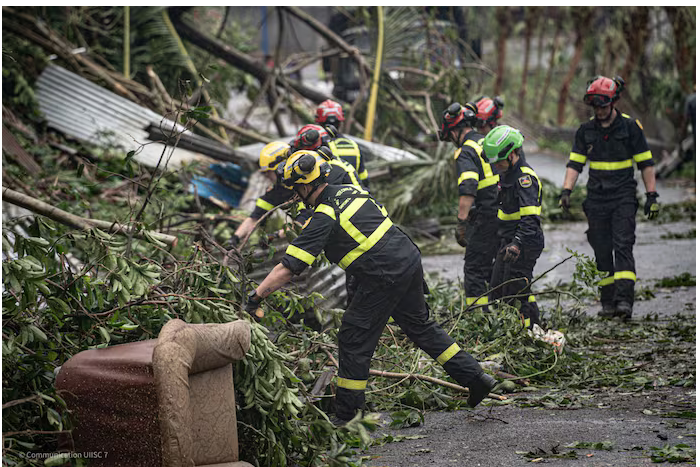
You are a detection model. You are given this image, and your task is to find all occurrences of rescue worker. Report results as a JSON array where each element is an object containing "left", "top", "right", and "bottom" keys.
[
  {"left": 315, "top": 99, "right": 371, "bottom": 187},
  {"left": 439, "top": 102, "right": 500, "bottom": 309},
  {"left": 483, "top": 126, "right": 544, "bottom": 328},
  {"left": 230, "top": 141, "right": 308, "bottom": 247},
  {"left": 472, "top": 96, "right": 505, "bottom": 135},
  {"left": 244, "top": 151, "right": 496, "bottom": 423},
  {"left": 559, "top": 76, "right": 659, "bottom": 320}
]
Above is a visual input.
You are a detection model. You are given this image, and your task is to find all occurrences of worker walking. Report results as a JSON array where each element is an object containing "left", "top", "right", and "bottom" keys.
[
  {"left": 483, "top": 126, "right": 544, "bottom": 328},
  {"left": 439, "top": 102, "right": 500, "bottom": 309},
  {"left": 315, "top": 99, "right": 371, "bottom": 187},
  {"left": 559, "top": 76, "right": 659, "bottom": 320},
  {"left": 245, "top": 151, "right": 496, "bottom": 424}
]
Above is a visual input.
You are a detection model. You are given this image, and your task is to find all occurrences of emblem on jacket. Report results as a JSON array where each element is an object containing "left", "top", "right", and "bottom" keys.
[{"left": 518, "top": 175, "right": 532, "bottom": 188}]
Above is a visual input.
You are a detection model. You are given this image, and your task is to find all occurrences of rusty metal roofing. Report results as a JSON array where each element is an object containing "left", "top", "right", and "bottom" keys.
[{"left": 35, "top": 65, "right": 212, "bottom": 169}]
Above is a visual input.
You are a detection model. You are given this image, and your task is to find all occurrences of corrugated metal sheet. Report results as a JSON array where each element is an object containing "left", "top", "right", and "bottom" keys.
[{"left": 35, "top": 65, "right": 213, "bottom": 169}]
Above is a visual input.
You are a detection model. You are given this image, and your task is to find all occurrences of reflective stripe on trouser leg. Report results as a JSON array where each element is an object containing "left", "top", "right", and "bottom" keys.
[
  {"left": 390, "top": 265, "right": 483, "bottom": 387},
  {"left": 611, "top": 200, "right": 637, "bottom": 304},
  {"left": 584, "top": 199, "right": 615, "bottom": 306},
  {"left": 463, "top": 220, "right": 500, "bottom": 310}
]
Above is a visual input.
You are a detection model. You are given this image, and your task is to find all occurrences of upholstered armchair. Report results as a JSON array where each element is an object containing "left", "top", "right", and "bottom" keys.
[{"left": 56, "top": 319, "right": 254, "bottom": 467}]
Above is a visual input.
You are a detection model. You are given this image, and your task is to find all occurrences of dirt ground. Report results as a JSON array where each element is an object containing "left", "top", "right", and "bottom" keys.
[{"left": 362, "top": 152, "right": 696, "bottom": 466}]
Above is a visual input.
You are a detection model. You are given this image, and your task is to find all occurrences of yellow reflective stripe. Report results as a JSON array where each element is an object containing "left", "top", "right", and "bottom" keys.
[
  {"left": 458, "top": 171, "right": 479, "bottom": 185},
  {"left": 339, "top": 198, "right": 369, "bottom": 245},
  {"left": 528, "top": 295, "right": 536, "bottom": 303},
  {"left": 621, "top": 113, "right": 630, "bottom": 118},
  {"left": 633, "top": 150, "right": 652, "bottom": 163},
  {"left": 480, "top": 157, "right": 494, "bottom": 177},
  {"left": 523, "top": 317, "right": 531, "bottom": 328},
  {"left": 256, "top": 198, "right": 275, "bottom": 211},
  {"left": 285, "top": 245, "right": 316, "bottom": 265},
  {"left": 599, "top": 276, "right": 615, "bottom": 287},
  {"left": 315, "top": 203, "right": 336, "bottom": 220},
  {"left": 569, "top": 152, "right": 587, "bottom": 164},
  {"left": 339, "top": 217, "right": 393, "bottom": 269},
  {"left": 498, "top": 210, "right": 520, "bottom": 221},
  {"left": 465, "top": 296, "right": 488, "bottom": 306},
  {"left": 463, "top": 139, "right": 484, "bottom": 156},
  {"left": 590, "top": 159, "right": 634, "bottom": 170},
  {"left": 337, "top": 377, "right": 367, "bottom": 390},
  {"left": 614, "top": 271, "right": 637, "bottom": 282},
  {"left": 520, "top": 206, "right": 541, "bottom": 216},
  {"left": 359, "top": 169, "right": 369, "bottom": 180},
  {"left": 478, "top": 174, "right": 499, "bottom": 190},
  {"left": 436, "top": 342, "right": 460, "bottom": 365},
  {"left": 453, "top": 148, "right": 462, "bottom": 160}
]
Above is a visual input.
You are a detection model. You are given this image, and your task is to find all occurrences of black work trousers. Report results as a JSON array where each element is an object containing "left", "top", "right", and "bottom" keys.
[
  {"left": 583, "top": 197, "right": 638, "bottom": 306},
  {"left": 336, "top": 261, "right": 483, "bottom": 420},
  {"left": 463, "top": 213, "right": 500, "bottom": 308},
  {"left": 489, "top": 232, "right": 544, "bottom": 328}
]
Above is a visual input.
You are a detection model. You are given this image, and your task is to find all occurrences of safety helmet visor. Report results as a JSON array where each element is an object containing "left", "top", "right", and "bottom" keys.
[{"left": 583, "top": 94, "right": 613, "bottom": 108}]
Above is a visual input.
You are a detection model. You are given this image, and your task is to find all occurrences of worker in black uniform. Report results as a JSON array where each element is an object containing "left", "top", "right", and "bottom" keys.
[
  {"left": 231, "top": 141, "right": 310, "bottom": 247},
  {"left": 244, "top": 151, "right": 496, "bottom": 423},
  {"left": 439, "top": 102, "right": 500, "bottom": 309},
  {"left": 559, "top": 76, "right": 659, "bottom": 320},
  {"left": 315, "top": 99, "right": 371, "bottom": 187},
  {"left": 483, "top": 125, "right": 544, "bottom": 329}
]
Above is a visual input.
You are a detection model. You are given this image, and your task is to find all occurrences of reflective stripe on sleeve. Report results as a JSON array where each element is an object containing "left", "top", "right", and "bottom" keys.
[
  {"left": 436, "top": 342, "right": 460, "bottom": 365},
  {"left": 633, "top": 150, "right": 652, "bottom": 163},
  {"left": 337, "top": 377, "right": 367, "bottom": 390},
  {"left": 569, "top": 152, "right": 587, "bottom": 164},
  {"left": 614, "top": 271, "right": 637, "bottom": 282},
  {"left": 589, "top": 159, "right": 634, "bottom": 170},
  {"left": 256, "top": 198, "right": 275, "bottom": 211},
  {"left": 478, "top": 175, "right": 499, "bottom": 190},
  {"left": 458, "top": 171, "right": 480, "bottom": 185},
  {"left": 285, "top": 245, "right": 316, "bottom": 265},
  {"left": 315, "top": 204, "right": 336, "bottom": 220}
]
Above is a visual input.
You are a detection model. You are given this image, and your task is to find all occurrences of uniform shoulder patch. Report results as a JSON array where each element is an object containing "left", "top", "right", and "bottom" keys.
[
  {"left": 302, "top": 218, "right": 312, "bottom": 230},
  {"left": 518, "top": 175, "right": 532, "bottom": 188},
  {"left": 635, "top": 119, "right": 644, "bottom": 130}
]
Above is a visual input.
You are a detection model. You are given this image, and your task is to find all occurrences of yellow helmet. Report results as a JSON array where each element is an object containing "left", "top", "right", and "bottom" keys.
[
  {"left": 259, "top": 141, "right": 290, "bottom": 172},
  {"left": 282, "top": 150, "right": 331, "bottom": 188}
]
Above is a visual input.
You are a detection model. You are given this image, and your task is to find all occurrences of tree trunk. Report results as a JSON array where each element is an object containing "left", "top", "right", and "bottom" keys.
[
  {"left": 494, "top": 6, "right": 512, "bottom": 95},
  {"left": 621, "top": 7, "right": 650, "bottom": 82},
  {"left": 557, "top": 8, "right": 594, "bottom": 125},
  {"left": 664, "top": 6, "right": 695, "bottom": 94},
  {"left": 535, "top": 11, "right": 562, "bottom": 119},
  {"left": 519, "top": 7, "right": 540, "bottom": 116}
]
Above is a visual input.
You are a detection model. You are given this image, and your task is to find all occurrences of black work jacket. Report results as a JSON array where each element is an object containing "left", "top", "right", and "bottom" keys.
[
  {"left": 281, "top": 185, "right": 419, "bottom": 278},
  {"left": 454, "top": 130, "right": 499, "bottom": 216},
  {"left": 496, "top": 154, "right": 543, "bottom": 244},
  {"left": 328, "top": 134, "right": 370, "bottom": 185},
  {"left": 567, "top": 111, "right": 654, "bottom": 201}
]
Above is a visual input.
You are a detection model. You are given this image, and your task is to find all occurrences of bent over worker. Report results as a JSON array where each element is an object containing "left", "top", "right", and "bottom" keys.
[
  {"left": 244, "top": 151, "right": 496, "bottom": 423},
  {"left": 559, "top": 76, "right": 659, "bottom": 320},
  {"left": 231, "top": 141, "right": 310, "bottom": 247},
  {"left": 439, "top": 102, "right": 500, "bottom": 309},
  {"left": 483, "top": 126, "right": 544, "bottom": 328},
  {"left": 315, "top": 99, "right": 371, "bottom": 187}
]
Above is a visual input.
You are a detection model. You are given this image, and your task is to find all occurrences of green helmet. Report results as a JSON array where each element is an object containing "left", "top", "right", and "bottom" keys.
[{"left": 482, "top": 125, "right": 525, "bottom": 163}]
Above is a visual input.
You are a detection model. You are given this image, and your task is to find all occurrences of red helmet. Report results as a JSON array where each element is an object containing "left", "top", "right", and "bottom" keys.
[
  {"left": 315, "top": 100, "right": 345, "bottom": 125},
  {"left": 584, "top": 76, "right": 624, "bottom": 107},
  {"left": 297, "top": 124, "right": 328, "bottom": 139},
  {"left": 293, "top": 125, "right": 327, "bottom": 151},
  {"left": 474, "top": 97, "right": 503, "bottom": 126},
  {"left": 438, "top": 103, "right": 476, "bottom": 141}
]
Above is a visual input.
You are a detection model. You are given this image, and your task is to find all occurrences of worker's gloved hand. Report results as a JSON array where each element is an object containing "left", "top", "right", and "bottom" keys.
[
  {"left": 502, "top": 242, "right": 521, "bottom": 263},
  {"left": 455, "top": 217, "right": 469, "bottom": 248},
  {"left": 227, "top": 234, "right": 241, "bottom": 249},
  {"left": 645, "top": 191, "right": 660, "bottom": 220},
  {"left": 559, "top": 189, "right": 572, "bottom": 212},
  {"left": 244, "top": 290, "right": 264, "bottom": 322}
]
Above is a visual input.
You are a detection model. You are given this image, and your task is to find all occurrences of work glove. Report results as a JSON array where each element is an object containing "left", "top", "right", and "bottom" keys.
[
  {"left": 455, "top": 217, "right": 469, "bottom": 248},
  {"left": 227, "top": 234, "right": 241, "bottom": 249},
  {"left": 244, "top": 290, "right": 265, "bottom": 322},
  {"left": 502, "top": 242, "right": 521, "bottom": 263},
  {"left": 559, "top": 189, "right": 572, "bottom": 212},
  {"left": 644, "top": 191, "right": 660, "bottom": 220}
]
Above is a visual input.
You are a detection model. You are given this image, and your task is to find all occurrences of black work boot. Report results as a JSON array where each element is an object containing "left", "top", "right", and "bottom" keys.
[
  {"left": 616, "top": 301, "right": 633, "bottom": 321},
  {"left": 467, "top": 372, "right": 497, "bottom": 408},
  {"left": 597, "top": 303, "right": 617, "bottom": 318}
]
